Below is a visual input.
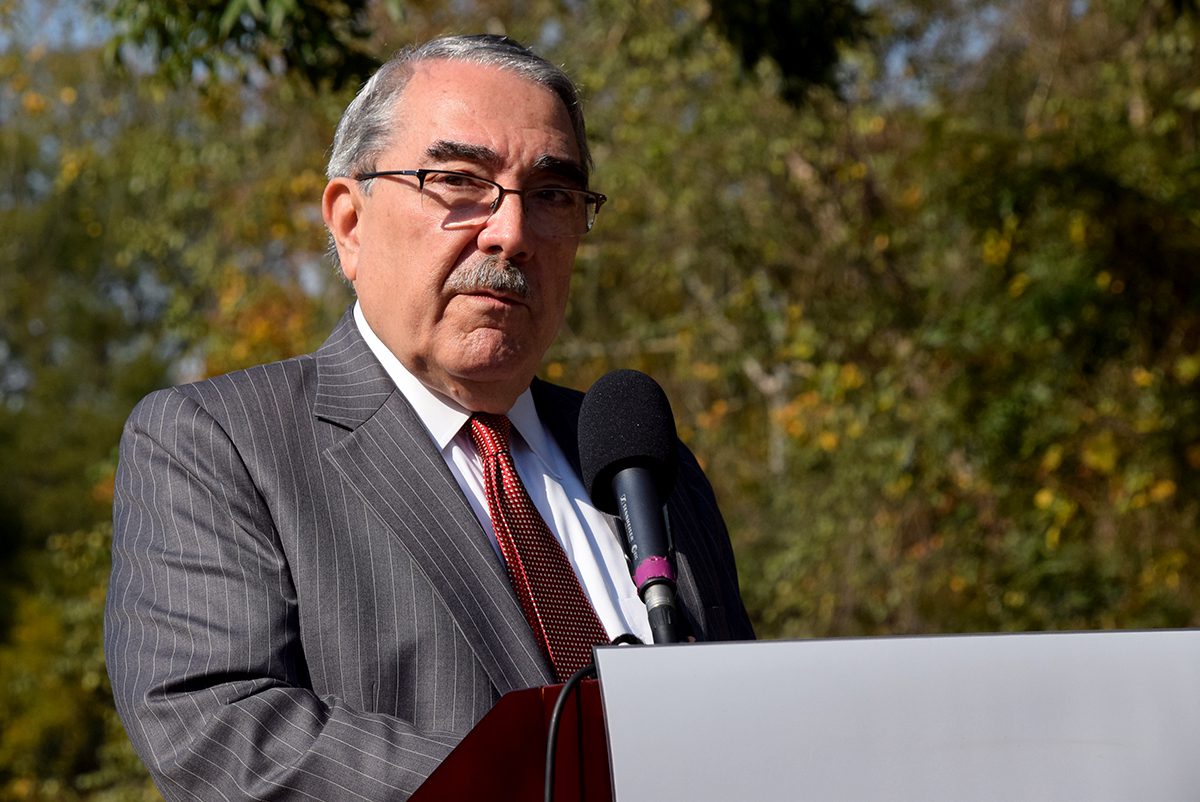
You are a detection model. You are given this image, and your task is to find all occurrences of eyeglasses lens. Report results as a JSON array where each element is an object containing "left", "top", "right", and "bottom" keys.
[{"left": 418, "top": 172, "right": 595, "bottom": 237}]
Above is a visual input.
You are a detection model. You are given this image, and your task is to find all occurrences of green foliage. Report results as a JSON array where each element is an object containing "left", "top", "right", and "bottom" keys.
[
  {"left": 0, "top": 525, "right": 157, "bottom": 800},
  {"left": 1, "top": 1, "right": 346, "bottom": 542},
  {"left": 737, "top": 0, "right": 1200, "bottom": 636},
  {"left": 2, "top": 0, "right": 1199, "bottom": 795},
  {"left": 96, "top": 0, "right": 395, "bottom": 89},
  {"left": 1, "top": 3, "right": 346, "bottom": 794}
]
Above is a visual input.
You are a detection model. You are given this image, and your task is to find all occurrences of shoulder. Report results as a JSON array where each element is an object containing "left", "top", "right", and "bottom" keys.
[
  {"left": 126, "top": 352, "right": 320, "bottom": 439},
  {"left": 129, "top": 305, "right": 364, "bottom": 425}
]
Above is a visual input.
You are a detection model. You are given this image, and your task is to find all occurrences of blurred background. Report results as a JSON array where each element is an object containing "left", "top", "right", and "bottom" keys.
[{"left": 1, "top": 0, "right": 1198, "bottom": 797}]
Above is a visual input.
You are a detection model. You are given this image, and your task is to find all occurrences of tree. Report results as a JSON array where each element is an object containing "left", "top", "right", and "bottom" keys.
[
  {"left": 0, "top": 524, "right": 157, "bottom": 801},
  {"left": 708, "top": 0, "right": 870, "bottom": 102},
  {"left": 96, "top": 0, "right": 391, "bottom": 89},
  {"left": 1, "top": 2, "right": 345, "bottom": 795},
  {"left": 744, "top": 0, "right": 1200, "bottom": 636},
  {"left": 4, "top": 0, "right": 1200, "bottom": 796}
]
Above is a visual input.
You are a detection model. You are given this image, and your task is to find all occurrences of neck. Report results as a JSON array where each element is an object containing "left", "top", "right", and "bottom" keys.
[{"left": 423, "top": 372, "right": 529, "bottom": 415}]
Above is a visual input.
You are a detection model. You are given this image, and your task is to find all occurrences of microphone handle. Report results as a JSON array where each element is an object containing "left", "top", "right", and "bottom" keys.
[
  {"left": 612, "top": 467, "right": 681, "bottom": 644},
  {"left": 642, "top": 582, "right": 681, "bottom": 645}
]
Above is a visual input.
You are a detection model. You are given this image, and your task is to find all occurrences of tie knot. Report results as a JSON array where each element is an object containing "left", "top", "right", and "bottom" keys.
[{"left": 469, "top": 413, "right": 512, "bottom": 458}]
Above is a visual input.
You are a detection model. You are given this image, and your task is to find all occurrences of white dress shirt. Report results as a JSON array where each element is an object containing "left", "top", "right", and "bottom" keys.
[{"left": 353, "top": 303, "right": 652, "bottom": 645}]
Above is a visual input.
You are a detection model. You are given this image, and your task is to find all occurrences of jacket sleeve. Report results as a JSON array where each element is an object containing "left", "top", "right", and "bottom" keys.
[
  {"left": 669, "top": 443, "right": 757, "bottom": 643},
  {"left": 104, "top": 388, "right": 456, "bottom": 801}
]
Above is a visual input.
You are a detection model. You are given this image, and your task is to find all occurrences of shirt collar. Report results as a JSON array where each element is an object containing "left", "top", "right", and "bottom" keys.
[{"left": 353, "top": 302, "right": 559, "bottom": 472}]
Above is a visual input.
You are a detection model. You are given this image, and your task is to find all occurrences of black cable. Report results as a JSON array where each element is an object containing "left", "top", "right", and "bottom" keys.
[{"left": 544, "top": 662, "right": 597, "bottom": 802}]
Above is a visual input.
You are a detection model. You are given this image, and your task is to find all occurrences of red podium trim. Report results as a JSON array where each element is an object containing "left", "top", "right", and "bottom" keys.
[{"left": 410, "top": 679, "right": 612, "bottom": 802}]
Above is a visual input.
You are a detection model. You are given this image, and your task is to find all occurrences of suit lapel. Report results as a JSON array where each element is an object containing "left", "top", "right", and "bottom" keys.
[
  {"left": 531, "top": 378, "right": 584, "bottom": 476},
  {"left": 314, "top": 310, "right": 553, "bottom": 693}
]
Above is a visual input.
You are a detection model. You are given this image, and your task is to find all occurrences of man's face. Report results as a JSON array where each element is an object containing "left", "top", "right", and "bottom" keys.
[{"left": 323, "top": 59, "right": 584, "bottom": 412}]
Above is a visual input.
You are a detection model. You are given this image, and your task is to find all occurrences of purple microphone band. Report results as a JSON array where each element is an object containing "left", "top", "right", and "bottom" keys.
[{"left": 633, "top": 555, "right": 676, "bottom": 589}]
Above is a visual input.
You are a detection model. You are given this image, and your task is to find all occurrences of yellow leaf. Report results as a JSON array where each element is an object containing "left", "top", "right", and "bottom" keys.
[
  {"left": 982, "top": 229, "right": 1011, "bottom": 266},
  {"left": 1041, "top": 444, "right": 1064, "bottom": 472},
  {"left": 837, "top": 363, "right": 864, "bottom": 391},
  {"left": 1149, "top": 480, "right": 1176, "bottom": 503},
  {"left": 1173, "top": 355, "right": 1200, "bottom": 384},
  {"left": 1034, "top": 487, "right": 1055, "bottom": 509},
  {"left": 900, "top": 185, "right": 923, "bottom": 209},
  {"left": 1008, "top": 272, "right": 1031, "bottom": 298},
  {"left": 1045, "top": 526, "right": 1061, "bottom": 551},
  {"left": 21, "top": 90, "right": 47, "bottom": 115},
  {"left": 1080, "top": 430, "right": 1118, "bottom": 474}
]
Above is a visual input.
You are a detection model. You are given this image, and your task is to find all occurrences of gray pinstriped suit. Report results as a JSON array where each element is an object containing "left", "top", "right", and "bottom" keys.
[{"left": 105, "top": 307, "right": 753, "bottom": 800}]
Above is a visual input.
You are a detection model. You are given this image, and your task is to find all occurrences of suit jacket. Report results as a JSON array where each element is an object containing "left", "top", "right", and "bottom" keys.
[{"left": 105, "top": 308, "right": 753, "bottom": 800}]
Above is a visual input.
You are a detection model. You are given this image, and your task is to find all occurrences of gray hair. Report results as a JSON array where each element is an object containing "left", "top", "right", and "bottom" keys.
[
  {"left": 327, "top": 34, "right": 591, "bottom": 184},
  {"left": 325, "top": 34, "right": 591, "bottom": 275}
]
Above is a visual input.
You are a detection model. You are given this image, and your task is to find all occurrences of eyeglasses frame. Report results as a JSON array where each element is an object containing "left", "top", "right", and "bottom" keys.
[{"left": 353, "top": 168, "right": 608, "bottom": 236}]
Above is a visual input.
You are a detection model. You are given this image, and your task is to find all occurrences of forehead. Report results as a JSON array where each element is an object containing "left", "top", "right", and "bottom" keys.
[{"left": 388, "top": 59, "right": 581, "bottom": 168}]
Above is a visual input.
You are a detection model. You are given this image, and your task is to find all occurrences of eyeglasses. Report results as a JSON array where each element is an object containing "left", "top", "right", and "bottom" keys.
[{"left": 354, "top": 168, "right": 607, "bottom": 238}]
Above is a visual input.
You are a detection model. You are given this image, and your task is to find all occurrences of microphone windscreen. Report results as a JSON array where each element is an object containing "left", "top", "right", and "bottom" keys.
[{"left": 578, "top": 369, "right": 678, "bottom": 514}]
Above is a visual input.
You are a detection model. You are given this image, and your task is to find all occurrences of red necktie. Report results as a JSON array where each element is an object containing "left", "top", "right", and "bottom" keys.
[{"left": 469, "top": 413, "right": 609, "bottom": 681}]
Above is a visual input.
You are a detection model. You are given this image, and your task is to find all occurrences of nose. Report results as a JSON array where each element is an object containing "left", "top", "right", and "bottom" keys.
[{"left": 476, "top": 190, "right": 534, "bottom": 262}]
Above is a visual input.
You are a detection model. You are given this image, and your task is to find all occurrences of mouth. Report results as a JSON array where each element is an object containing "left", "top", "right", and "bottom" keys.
[{"left": 458, "top": 288, "right": 527, "bottom": 307}]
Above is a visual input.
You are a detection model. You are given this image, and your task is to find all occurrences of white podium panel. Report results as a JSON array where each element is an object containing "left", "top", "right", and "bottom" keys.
[{"left": 594, "top": 630, "right": 1200, "bottom": 802}]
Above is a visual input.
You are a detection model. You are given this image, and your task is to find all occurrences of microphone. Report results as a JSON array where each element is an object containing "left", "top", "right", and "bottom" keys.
[{"left": 579, "top": 369, "right": 681, "bottom": 644}]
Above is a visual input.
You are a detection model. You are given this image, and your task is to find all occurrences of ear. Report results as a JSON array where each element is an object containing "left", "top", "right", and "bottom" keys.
[{"left": 323, "top": 178, "right": 363, "bottom": 282}]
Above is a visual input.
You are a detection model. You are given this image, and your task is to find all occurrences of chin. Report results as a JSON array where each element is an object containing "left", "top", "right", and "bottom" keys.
[
  {"left": 456, "top": 359, "right": 535, "bottom": 385},
  {"left": 452, "top": 329, "right": 541, "bottom": 370},
  {"left": 446, "top": 345, "right": 535, "bottom": 385}
]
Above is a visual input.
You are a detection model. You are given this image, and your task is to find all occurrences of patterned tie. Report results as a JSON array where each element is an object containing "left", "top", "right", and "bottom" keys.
[{"left": 469, "top": 413, "right": 610, "bottom": 681}]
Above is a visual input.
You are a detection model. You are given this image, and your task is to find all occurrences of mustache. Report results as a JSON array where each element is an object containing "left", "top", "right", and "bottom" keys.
[{"left": 444, "top": 256, "right": 530, "bottom": 299}]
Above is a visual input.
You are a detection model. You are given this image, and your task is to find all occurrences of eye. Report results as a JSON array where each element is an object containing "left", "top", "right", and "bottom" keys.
[
  {"left": 425, "top": 171, "right": 486, "bottom": 189},
  {"left": 529, "top": 187, "right": 580, "bottom": 208}
]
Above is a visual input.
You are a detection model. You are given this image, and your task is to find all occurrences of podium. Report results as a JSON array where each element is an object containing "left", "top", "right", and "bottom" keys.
[
  {"left": 410, "top": 679, "right": 612, "bottom": 802},
  {"left": 413, "top": 630, "right": 1200, "bottom": 801}
]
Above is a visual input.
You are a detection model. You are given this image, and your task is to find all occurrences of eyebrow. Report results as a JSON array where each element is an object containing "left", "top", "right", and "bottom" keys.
[
  {"left": 423, "top": 140, "right": 588, "bottom": 188},
  {"left": 424, "top": 140, "right": 501, "bottom": 168},
  {"left": 532, "top": 155, "right": 588, "bottom": 189}
]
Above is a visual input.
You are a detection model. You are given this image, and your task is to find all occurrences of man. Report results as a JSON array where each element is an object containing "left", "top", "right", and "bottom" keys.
[{"left": 106, "top": 34, "right": 752, "bottom": 800}]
